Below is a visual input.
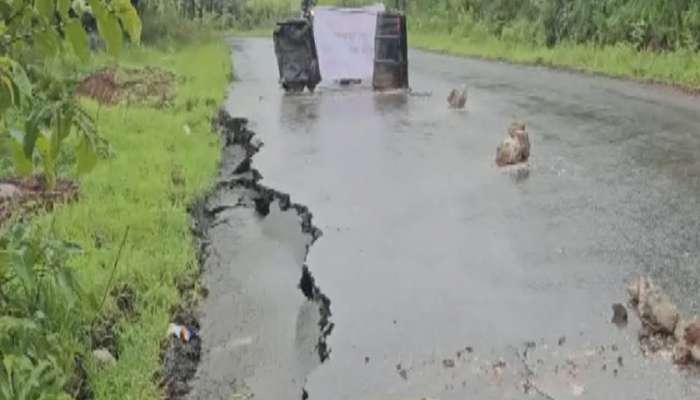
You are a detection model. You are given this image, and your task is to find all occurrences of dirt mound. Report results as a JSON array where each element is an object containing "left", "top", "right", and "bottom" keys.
[
  {"left": 76, "top": 67, "right": 176, "bottom": 107},
  {"left": 0, "top": 177, "right": 79, "bottom": 227}
]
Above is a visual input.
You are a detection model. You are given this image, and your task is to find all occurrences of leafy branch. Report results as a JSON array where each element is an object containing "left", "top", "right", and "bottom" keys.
[{"left": 1, "top": 0, "right": 142, "bottom": 189}]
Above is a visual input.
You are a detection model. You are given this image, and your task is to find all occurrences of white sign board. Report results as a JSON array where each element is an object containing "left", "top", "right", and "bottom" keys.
[{"left": 312, "top": 4, "right": 385, "bottom": 81}]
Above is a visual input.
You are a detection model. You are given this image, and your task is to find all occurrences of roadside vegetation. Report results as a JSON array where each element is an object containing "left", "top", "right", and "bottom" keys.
[
  {"left": 409, "top": 0, "right": 700, "bottom": 88},
  {"left": 0, "top": 1, "right": 229, "bottom": 399},
  {"left": 66, "top": 42, "right": 228, "bottom": 398}
]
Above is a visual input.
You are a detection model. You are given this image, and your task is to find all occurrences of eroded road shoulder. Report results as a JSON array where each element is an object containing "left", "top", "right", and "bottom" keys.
[{"left": 181, "top": 111, "right": 332, "bottom": 400}]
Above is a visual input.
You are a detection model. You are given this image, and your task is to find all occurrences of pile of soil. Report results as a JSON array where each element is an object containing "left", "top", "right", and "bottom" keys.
[
  {"left": 76, "top": 67, "right": 176, "bottom": 107},
  {"left": 0, "top": 177, "right": 79, "bottom": 226}
]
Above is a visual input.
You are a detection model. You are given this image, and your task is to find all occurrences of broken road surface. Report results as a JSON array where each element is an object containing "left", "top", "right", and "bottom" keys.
[{"left": 188, "top": 38, "right": 700, "bottom": 399}]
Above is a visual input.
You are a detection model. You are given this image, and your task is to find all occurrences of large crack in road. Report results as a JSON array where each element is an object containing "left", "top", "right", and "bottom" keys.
[
  {"left": 184, "top": 111, "right": 332, "bottom": 400},
  {"left": 172, "top": 37, "right": 700, "bottom": 400}
]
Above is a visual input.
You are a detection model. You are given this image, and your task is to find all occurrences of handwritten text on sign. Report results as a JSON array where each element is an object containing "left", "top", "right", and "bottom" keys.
[{"left": 313, "top": 5, "right": 385, "bottom": 81}]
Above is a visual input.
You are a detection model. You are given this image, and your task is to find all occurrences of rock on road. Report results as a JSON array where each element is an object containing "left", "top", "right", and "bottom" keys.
[{"left": 189, "top": 37, "right": 700, "bottom": 400}]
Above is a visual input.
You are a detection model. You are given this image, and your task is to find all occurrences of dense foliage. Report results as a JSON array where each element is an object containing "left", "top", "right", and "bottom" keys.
[
  {"left": 144, "top": 0, "right": 700, "bottom": 52},
  {"left": 1, "top": 1, "right": 140, "bottom": 398},
  {"left": 409, "top": 0, "right": 700, "bottom": 51},
  {"left": 137, "top": 0, "right": 299, "bottom": 34},
  {"left": 142, "top": 0, "right": 382, "bottom": 32},
  {"left": 1, "top": 0, "right": 141, "bottom": 188}
]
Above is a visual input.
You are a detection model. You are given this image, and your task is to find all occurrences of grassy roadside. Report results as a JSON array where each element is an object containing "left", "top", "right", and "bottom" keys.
[
  {"left": 409, "top": 30, "right": 700, "bottom": 91},
  {"left": 32, "top": 40, "right": 229, "bottom": 398}
]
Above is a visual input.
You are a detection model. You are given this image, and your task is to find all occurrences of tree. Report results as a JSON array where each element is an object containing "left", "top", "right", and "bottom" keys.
[{"left": 0, "top": 0, "right": 141, "bottom": 189}]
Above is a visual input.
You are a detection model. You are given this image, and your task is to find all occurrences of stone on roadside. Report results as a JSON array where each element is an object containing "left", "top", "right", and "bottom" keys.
[
  {"left": 496, "top": 137, "right": 522, "bottom": 167},
  {"left": 676, "top": 317, "right": 700, "bottom": 364},
  {"left": 627, "top": 276, "right": 679, "bottom": 335},
  {"left": 675, "top": 318, "right": 689, "bottom": 343},
  {"left": 672, "top": 341, "right": 692, "bottom": 365},
  {"left": 683, "top": 318, "right": 700, "bottom": 346},
  {"left": 627, "top": 277, "right": 643, "bottom": 303},
  {"left": 644, "top": 298, "right": 679, "bottom": 334},
  {"left": 629, "top": 280, "right": 700, "bottom": 365},
  {"left": 92, "top": 348, "right": 116, "bottom": 367},
  {"left": 690, "top": 346, "right": 700, "bottom": 363},
  {"left": 447, "top": 86, "right": 467, "bottom": 109},
  {"left": 508, "top": 122, "right": 530, "bottom": 161},
  {"left": 627, "top": 276, "right": 654, "bottom": 305},
  {"left": 496, "top": 122, "right": 530, "bottom": 167}
]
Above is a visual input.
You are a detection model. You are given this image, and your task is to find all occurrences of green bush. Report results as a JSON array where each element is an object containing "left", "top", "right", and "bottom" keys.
[
  {"left": 410, "top": 0, "right": 700, "bottom": 52},
  {"left": 682, "top": 2, "right": 700, "bottom": 50},
  {"left": 0, "top": 133, "right": 10, "bottom": 176},
  {"left": 236, "top": 0, "right": 296, "bottom": 29},
  {"left": 140, "top": 7, "right": 213, "bottom": 47},
  {"left": 138, "top": 0, "right": 300, "bottom": 33},
  {"left": 501, "top": 17, "right": 545, "bottom": 47}
]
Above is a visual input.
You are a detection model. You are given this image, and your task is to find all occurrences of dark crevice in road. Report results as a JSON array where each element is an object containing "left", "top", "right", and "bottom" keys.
[
  {"left": 184, "top": 110, "right": 332, "bottom": 399},
  {"left": 299, "top": 265, "right": 334, "bottom": 363}
]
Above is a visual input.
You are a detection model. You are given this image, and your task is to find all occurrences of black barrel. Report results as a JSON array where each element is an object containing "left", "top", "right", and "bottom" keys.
[
  {"left": 273, "top": 18, "right": 322, "bottom": 92},
  {"left": 372, "top": 12, "right": 408, "bottom": 90}
]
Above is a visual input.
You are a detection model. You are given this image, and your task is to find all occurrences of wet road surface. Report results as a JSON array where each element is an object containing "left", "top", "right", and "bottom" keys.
[{"left": 191, "top": 37, "right": 700, "bottom": 399}]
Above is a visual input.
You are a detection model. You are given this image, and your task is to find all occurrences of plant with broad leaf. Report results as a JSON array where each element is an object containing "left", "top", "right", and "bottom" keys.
[
  {"left": 0, "top": 0, "right": 141, "bottom": 189},
  {"left": 0, "top": 223, "right": 84, "bottom": 317},
  {"left": 0, "top": 223, "right": 86, "bottom": 399},
  {"left": 0, "top": 317, "right": 73, "bottom": 400}
]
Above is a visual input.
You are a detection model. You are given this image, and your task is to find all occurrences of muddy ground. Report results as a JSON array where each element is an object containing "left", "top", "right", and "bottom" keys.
[
  {"left": 186, "top": 38, "right": 700, "bottom": 399},
  {"left": 76, "top": 66, "right": 176, "bottom": 107}
]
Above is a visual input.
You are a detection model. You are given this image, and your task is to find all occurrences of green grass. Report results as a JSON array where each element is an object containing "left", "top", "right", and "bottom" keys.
[
  {"left": 31, "top": 40, "right": 229, "bottom": 398},
  {"left": 231, "top": 27, "right": 273, "bottom": 37},
  {"left": 410, "top": 29, "right": 700, "bottom": 90},
  {"left": 0, "top": 135, "right": 10, "bottom": 176}
]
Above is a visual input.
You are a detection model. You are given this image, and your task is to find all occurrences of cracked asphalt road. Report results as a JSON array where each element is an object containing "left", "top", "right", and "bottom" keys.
[{"left": 198, "top": 37, "right": 700, "bottom": 399}]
